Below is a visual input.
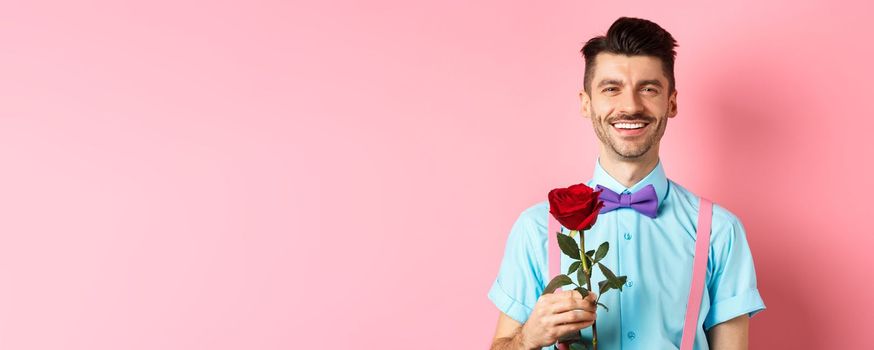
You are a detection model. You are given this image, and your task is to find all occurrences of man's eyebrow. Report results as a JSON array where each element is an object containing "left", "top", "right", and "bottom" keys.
[
  {"left": 596, "top": 79, "right": 665, "bottom": 88},
  {"left": 596, "top": 79, "right": 624, "bottom": 88},
  {"left": 638, "top": 79, "right": 664, "bottom": 87}
]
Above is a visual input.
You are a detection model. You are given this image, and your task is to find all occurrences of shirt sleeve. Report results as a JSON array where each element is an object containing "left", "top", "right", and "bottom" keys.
[
  {"left": 487, "top": 204, "right": 547, "bottom": 324},
  {"left": 703, "top": 205, "right": 767, "bottom": 330}
]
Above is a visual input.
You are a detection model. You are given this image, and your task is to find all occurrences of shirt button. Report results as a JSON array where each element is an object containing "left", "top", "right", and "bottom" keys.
[
  {"left": 626, "top": 280, "right": 634, "bottom": 287},
  {"left": 627, "top": 331, "right": 636, "bottom": 340},
  {"left": 624, "top": 232, "right": 632, "bottom": 240}
]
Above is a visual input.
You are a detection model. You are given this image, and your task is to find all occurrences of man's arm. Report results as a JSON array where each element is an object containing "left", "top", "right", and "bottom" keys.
[
  {"left": 705, "top": 314, "right": 749, "bottom": 350},
  {"left": 490, "top": 311, "right": 533, "bottom": 350}
]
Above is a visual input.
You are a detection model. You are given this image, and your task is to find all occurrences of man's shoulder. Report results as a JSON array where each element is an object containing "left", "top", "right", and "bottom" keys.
[
  {"left": 515, "top": 199, "right": 550, "bottom": 236},
  {"left": 503, "top": 200, "right": 553, "bottom": 257},
  {"left": 667, "top": 179, "right": 746, "bottom": 241},
  {"left": 521, "top": 199, "right": 549, "bottom": 217}
]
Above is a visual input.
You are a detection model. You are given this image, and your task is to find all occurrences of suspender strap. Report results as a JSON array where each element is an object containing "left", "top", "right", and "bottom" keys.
[
  {"left": 547, "top": 208, "right": 562, "bottom": 286},
  {"left": 680, "top": 198, "right": 713, "bottom": 350}
]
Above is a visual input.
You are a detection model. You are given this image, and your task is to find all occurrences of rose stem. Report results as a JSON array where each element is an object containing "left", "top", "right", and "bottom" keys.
[{"left": 578, "top": 229, "right": 598, "bottom": 350}]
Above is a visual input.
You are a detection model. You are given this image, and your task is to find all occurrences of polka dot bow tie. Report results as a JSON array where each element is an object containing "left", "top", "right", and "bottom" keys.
[{"left": 595, "top": 184, "right": 659, "bottom": 218}]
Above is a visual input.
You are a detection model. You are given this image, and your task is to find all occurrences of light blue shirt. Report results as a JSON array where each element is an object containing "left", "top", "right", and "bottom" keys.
[{"left": 488, "top": 158, "right": 765, "bottom": 349}]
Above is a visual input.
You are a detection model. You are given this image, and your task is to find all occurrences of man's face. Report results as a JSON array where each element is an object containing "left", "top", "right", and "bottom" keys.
[{"left": 580, "top": 52, "right": 678, "bottom": 160}]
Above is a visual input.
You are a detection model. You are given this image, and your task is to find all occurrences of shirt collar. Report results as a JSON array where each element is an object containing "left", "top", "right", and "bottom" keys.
[{"left": 588, "top": 157, "right": 669, "bottom": 210}]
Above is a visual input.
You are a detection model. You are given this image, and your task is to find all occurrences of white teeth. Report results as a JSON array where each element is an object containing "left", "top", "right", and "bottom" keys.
[{"left": 613, "top": 123, "right": 646, "bottom": 129}]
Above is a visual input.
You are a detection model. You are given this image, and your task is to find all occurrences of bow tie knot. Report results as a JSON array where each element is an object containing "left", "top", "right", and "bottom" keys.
[{"left": 596, "top": 184, "right": 659, "bottom": 218}]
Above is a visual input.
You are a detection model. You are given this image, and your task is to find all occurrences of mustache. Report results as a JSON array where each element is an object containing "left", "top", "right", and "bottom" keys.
[{"left": 608, "top": 114, "right": 655, "bottom": 124}]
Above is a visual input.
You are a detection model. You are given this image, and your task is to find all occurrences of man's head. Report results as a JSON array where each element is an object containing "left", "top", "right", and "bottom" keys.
[{"left": 579, "top": 17, "right": 679, "bottom": 160}]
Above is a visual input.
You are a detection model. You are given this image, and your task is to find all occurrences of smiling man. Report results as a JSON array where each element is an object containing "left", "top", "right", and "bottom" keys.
[{"left": 489, "top": 17, "right": 765, "bottom": 349}]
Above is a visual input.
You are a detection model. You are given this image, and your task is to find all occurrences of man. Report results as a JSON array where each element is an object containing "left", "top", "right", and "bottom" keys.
[{"left": 488, "top": 17, "right": 765, "bottom": 350}]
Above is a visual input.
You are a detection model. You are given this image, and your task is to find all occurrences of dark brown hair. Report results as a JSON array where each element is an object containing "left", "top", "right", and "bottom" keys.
[{"left": 581, "top": 17, "right": 678, "bottom": 95}]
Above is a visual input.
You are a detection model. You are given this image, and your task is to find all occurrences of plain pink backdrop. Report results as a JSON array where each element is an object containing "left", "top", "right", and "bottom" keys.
[{"left": 1, "top": 0, "right": 872, "bottom": 349}]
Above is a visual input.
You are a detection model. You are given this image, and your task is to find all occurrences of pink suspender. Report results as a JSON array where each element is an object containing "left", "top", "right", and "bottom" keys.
[
  {"left": 547, "top": 209, "right": 562, "bottom": 286},
  {"left": 680, "top": 198, "right": 712, "bottom": 350},
  {"left": 546, "top": 198, "right": 713, "bottom": 350}
]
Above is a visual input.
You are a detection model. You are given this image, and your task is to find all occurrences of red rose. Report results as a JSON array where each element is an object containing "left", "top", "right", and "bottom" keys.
[{"left": 548, "top": 183, "right": 604, "bottom": 231}]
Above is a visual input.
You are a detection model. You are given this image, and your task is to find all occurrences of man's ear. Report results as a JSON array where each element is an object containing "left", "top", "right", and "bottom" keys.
[
  {"left": 579, "top": 89, "right": 591, "bottom": 119},
  {"left": 668, "top": 89, "right": 678, "bottom": 118}
]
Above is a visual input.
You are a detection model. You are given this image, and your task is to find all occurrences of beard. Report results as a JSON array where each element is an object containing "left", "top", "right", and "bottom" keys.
[{"left": 591, "top": 111, "right": 667, "bottom": 159}]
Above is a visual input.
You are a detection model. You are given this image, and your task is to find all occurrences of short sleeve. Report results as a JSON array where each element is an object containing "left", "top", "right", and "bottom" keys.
[
  {"left": 703, "top": 206, "right": 766, "bottom": 330},
  {"left": 487, "top": 204, "right": 547, "bottom": 324}
]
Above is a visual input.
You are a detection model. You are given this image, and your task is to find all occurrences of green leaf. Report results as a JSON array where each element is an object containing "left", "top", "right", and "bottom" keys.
[
  {"left": 557, "top": 232, "right": 581, "bottom": 260},
  {"left": 544, "top": 274, "right": 574, "bottom": 294},
  {"left": 577, "top": 261, "right": 587, "bottom": 286},
  {"left": 597, "top": 302, "right": 609, "bottom": 312},
  {"left": 614, "top": 276, "right": 628, "bottom": 291},
  {"left": 574, "top": 286, "right": 589, "bottom": 298},
  {"left": 598, "top": 279, "right": 612, "bottom": 295},
  {"left": 583, "top": 250, "right": 595, "bottom": 267},
  {"left": 594, "top": 241, "right": 609, "bottom": 262},
  {"left": 598, "top": 264, "right": 628, "bottom": 293},
  {"left": 567, "top": 261, "right": 581, "bottom": 275},
  {"left": 598, "top": 262, "right": 618, "bottom": 281},
  {"left": 598, "top": 264, "right": 618, "bottom": 288}
]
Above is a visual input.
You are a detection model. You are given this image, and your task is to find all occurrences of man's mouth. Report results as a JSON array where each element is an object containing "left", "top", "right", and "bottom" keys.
[{"left": 611, "top": 121, "right": 650, "bottom": 136}]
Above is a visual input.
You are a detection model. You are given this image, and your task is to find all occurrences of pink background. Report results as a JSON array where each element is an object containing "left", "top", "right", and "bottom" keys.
[{"left": 1, "top": 0, "right": 872, "bottom": 349}]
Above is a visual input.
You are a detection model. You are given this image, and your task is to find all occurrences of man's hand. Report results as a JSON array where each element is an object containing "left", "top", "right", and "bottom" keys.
[
  {"left": 511, "top": 289, "right": 597, "bottom": 349},
  {"left": 491, "top": 289, "right": 598, "bottom": 350}
]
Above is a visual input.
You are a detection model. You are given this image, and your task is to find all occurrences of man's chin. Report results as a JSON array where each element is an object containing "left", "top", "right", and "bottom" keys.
[
  {"left": 610, "top": 144, "right": 652, "bottom": 159},
  {"left": 614, "top": 151, "right": 646, "bottom": 159}
]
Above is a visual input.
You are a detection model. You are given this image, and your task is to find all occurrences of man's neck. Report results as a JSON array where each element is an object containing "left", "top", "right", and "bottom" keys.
[{"left": 598, "top": 151, "right": 660, "bottom": 189}]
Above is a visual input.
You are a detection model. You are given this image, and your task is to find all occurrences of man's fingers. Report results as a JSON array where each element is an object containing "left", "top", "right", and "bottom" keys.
[
  {"left": 562, "top": 289, "right": 597, "bottom": 302},
  {"left": 539, "top": 289, "right": 599, "bottom": 314},
  {"left": 554, "top": 319, "right": 596, "bottom": 336},
  {"left": 549, "top": 295, "right": 596, "bottom": 314},
  {"left": 539, "top": 289, "right": 576, "bottom": 306},
  {"left": 552, "top": 308, "right": 597, "bottom": 325}
]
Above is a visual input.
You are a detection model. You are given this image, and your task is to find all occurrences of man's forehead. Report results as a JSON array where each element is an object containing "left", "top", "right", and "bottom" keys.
[{"left": 592, "top": 53, "right": 668, "bottom": 84}]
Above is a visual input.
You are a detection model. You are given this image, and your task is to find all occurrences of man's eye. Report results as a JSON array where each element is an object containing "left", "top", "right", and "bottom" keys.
[
  {"left": 642, "top": 87, "right": 659, "bottom": 93},
  {"left": 602, "top": 87, "right": 618, "bottom": 92}
]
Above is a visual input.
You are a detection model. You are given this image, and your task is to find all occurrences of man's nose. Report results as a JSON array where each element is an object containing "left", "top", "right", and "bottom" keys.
[{"left": 618, "top": 90, "right": 644, "bottom": 115}]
